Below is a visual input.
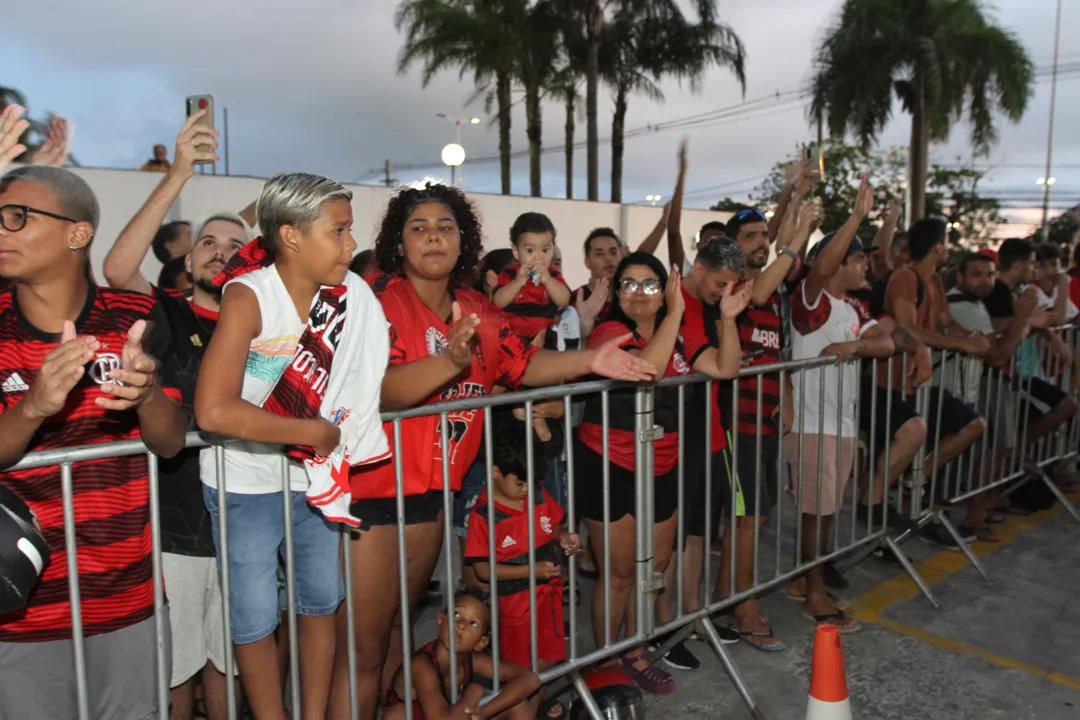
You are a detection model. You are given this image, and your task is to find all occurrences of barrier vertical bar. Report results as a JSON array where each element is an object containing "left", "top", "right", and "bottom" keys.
[
  {"left": 729, "top": 376, "right": 739, "bottom": 600},
  {"left": 439, "top": 413, "right": 457, "bottom": 701},
  {"left": 815, "top": 365, "right": 826, "bottom": 564},
  {"left": 774, "top": 369, "right": 785, "bottom": 579},
  {"left": 340, "top": 525, "right": 359, "bottom": 720},
  {"left": 753, "top": 379, "right": 763, "bottom": 587},
  {"left": 484, "top": 410, "right": 501, "bottom": 685},
  {"left": 525, "top": 401, "right": 539, "bottom": 671},
  {"left": 392, "top": 420, "right": 413, "bottom": 720},
  {"left": 864, "top": 360, "right": 879, "bottom": 537},
  {"left": 562, "top": 396, "right": 576, "bottom": 664},
  {"left": 60, "top": 462, "right": 90, "bottom": 720},
  {"left": 850, "top": 358, "right": 863, "bottom": 544},
  {"left": 834, "top": 361, "right": 844, "bottom": 551},
  {"left": 213, "top": 446, "right": 238, "bottom": 720},
  {"left": 675, "top": 385, "right": 685, "bottom": 619},
  {"left": 281, "top": 456, "right": 301, "bottom": 717},
  {"left": 794, "top": 369, "right": 807, "bottom": 566},
  {"left": 635, "top": 386, "right": 655, "bottom": 638},
  {"left": 704, "top": 380, "right": 713, "bottom": 605},
  {"left": 601, "top": 390, "right": 612, "bottom": 647},
  {"left": 146, "top": 453, "right": 169, "bottom": 718}
]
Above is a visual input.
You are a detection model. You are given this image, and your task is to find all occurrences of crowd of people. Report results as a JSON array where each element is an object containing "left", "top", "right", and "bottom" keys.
[{"left": 0, "top": 101, "right": 1078, "bottom": 720}]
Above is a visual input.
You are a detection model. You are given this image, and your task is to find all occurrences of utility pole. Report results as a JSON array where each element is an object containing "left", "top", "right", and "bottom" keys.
[
  {"left": 1041, "top": 0, "right": 1063, "bottom": 241},
  {"left": 223, "top": 106, "right": 230, "bottom": 176},
  {"left": 384, "top": 159, "right": 392, "bottom": 187}
]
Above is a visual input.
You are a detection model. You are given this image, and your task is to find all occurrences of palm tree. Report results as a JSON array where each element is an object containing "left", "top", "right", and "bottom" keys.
[
  {"left": 602, "top": 1, "right": 745, "bottom": 202},
  {"left": 395, "top": 0, "right": 520, "bottom": 195},
  {"left": 517, "top": 1, "right": 563, "bottom": 197},
  {"left": 810, "top": 0, "right": 1034, "bottom": 221},
  {"left": 546, "top": 1, "right": 588, "bottom": 199}
]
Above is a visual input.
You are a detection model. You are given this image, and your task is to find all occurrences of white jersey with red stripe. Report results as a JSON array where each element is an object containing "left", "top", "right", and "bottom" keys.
[{"left": 789, "top": 281, "right": 877, "bottom": 438}]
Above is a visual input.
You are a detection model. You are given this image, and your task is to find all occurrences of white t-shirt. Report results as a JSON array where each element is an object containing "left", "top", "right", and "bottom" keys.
[
  {"left": 1033, "top": 279, "right": 1079, "bottom": 322},
  {"left": 789, "top": 281, "right": 877, "bottom": 437},
  {"left": 200, "top": 265, "right": 309, "bottom": 494}
]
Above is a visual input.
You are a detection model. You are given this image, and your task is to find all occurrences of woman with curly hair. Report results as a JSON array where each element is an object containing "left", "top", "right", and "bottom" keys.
[{"left": 328, "top": 183, "right": 657, "bottom": 720}]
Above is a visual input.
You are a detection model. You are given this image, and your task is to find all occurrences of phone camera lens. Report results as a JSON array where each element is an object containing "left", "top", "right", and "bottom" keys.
[{"left": 198, "top": 98, "right": 208, "bottom": 110}]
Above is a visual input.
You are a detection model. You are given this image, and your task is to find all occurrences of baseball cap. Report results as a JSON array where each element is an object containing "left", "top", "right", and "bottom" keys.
[{"left": 807, "top": 232, "right": 877, "bottom": 262}]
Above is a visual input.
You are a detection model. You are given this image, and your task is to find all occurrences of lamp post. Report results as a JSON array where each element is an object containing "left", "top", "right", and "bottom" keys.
[
  {"left": 1041, "top": 0, "right": 1063, "bottom": 241},
  {"left": 437, "top": 113, "right": 480, "bottom": 186},
  {"left": 645, "top": 194, "right": 662, "bottom": 206}
]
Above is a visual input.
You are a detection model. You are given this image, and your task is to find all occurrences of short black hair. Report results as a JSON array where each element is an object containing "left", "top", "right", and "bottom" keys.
[
  {"left": 151, "top": 221, "right": 191, "bottom": 264},
  {"left": 510, "top": 212, "right": 556, "bottom": 247},
  {"left": 958, "top": 251, "right": 995, "bottom": 276},
  {"left": 607, "top": 252, "right": 671, "bottom": 333},
  {"left": 695, "top": 236, "right": 746, "bottom": 274},
  {"left": 906, "top": 218, "right": 948, "bottom": 262},
  {"left": 349, "top": 249, "right": 373, "bottom": 275},
  {"left": 996, "top": 237, "right": 1034, "bottom": 272},
  {"left": 891, "top": 232, "right": 909, "bottom": 252},
  {"left": 473, "top": 248, "right": 515, "bottom": 295},
  {"left": 583, "top": 227, "right": 620, "bottom": 256},
  {"left": 723, "top": 208, "right": 768, "bottom": 243},
  {"left": 156, "top": 256, "right": 189, "bottom": 290},
  {"left": 490, "top": 418, "right": 547, "bottom": 483},
  {"left": 699, "top": 221, "right": 726, "bottom": 237},
  {"left": 1034, "top": 243, "right": 1061, "bottom": 265},
  {"left": 455, "top": 584, "right": 491, "bottom": 609}
]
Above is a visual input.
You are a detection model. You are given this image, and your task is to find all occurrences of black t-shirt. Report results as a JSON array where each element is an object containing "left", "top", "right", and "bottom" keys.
[
  {"left": 983, "top": 280, "right": 1015, "bottom": 320},
  {"left": 153, "top": 287, "right": 218, "bottom": 557}
]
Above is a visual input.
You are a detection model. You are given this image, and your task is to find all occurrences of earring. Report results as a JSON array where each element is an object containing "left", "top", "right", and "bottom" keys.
[{"left": 69, "top": 245, "right": 78, "bottom": 251}]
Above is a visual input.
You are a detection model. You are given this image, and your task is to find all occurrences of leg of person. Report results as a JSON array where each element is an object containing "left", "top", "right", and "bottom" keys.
[
  {"left": 1021, "top": 377, "right": 1076, "bottom": 450},
  {"left": 163, "top": 552, "right": 214, "bottom": 720},
  {"left": 289, "top": 492, "right": 346, "bottom": 720},
  {"left": 0, "top": 636, "right": 77, "bottom": 719},
  {"left": 87, "top": 609, "right": 172, "bottom": 720},
  {"left": 925, "top": 391, "right": 986, "bottom": 484},
  {"left": 584, "top": 514, "right": 636, "bottom": 651},
  {"left": 857, "top": 385, "right": 926, "bottom": 514},
  {"left": 204, "top": 486, "right": 288, "bottom": 720}
]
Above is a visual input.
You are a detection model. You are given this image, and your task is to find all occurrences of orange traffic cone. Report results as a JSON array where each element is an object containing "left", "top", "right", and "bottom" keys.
[{"left": 805, "top": 624, "right": 852, "bottom": 720}]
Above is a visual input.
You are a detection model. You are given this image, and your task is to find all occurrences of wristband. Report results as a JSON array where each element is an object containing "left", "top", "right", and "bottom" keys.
[{"left": 778, "top": 247, "right": 798, "bottom": 262}]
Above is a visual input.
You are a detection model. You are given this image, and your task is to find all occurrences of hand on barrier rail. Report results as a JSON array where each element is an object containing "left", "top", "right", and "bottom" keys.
[
  {"left": 447, "top": 301, "right": 482, "bottom": 369},
  {"left": 97, "top": 319, "right": 160, "bottom": 411},
  {"left": 22, "top": 321, "right": 98, "bottom": 420},
  {"left": 819, "top": 340, "right": 863, "bottom": 364},
  {"left": 957, "top": 332, "right": 991, "bottom": 357},
  {"left": 0, "top": 104, "right": 31, "bottom": 174},
  {"left": 910, "top": 345, "right": 933, "bottom": 387}
]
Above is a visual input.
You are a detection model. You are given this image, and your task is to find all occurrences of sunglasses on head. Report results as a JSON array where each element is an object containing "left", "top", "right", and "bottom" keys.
[
  {"left": 731, "top": 209, "right": 767, "bottom": 223},
  {"left": 619, "top": 277, "right": 662, "bottom": 295}
]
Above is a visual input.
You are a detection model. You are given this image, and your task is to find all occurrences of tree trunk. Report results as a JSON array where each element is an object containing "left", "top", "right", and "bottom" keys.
[
  {"left": 565, "top": 90, "right": 575, "bottom": 199},
  {"left": 497, "top": 71, "right": 512, "bottom": 195},
  {"left": 585, "top": 0, "right": 601, "bottom": 202},
  {"left": 610, "top": 86, "right": 628, "bottom": 204},
  {"left": 908, "top": 83, "right": 929, "bottom": 222},
  {"left": 526, "top": 79, "right": 542, "bottom": 198}
]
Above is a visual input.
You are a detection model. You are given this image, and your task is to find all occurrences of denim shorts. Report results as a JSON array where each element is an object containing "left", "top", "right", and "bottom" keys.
[{"left": 203, "top": 486, "right": 345, "bottom": 645}]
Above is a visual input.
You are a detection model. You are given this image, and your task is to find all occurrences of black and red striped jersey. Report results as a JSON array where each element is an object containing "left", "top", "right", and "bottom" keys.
[
  {"left": 719, "top": 284, "right": 785, "bottom": 437},
  {"left": 0, "top": 284, "right": 177, "bottom": 642}
]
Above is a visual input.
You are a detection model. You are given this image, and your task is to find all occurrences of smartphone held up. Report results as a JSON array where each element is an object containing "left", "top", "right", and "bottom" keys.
[{"left": 185, "top": 95, "right": 215, "bottom": 164}]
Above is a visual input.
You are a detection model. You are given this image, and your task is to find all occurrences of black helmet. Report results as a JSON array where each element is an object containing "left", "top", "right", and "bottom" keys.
[{"left": 0, "top": 485, "right": 50, "bottom": 615}]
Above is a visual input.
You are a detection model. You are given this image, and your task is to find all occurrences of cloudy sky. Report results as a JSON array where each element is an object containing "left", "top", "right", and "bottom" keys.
[{"left": 4, "top": 0, "right": 1077, "bottom": 229}]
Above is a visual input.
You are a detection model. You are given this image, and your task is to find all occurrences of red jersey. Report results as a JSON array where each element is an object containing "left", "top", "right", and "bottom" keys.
[
  {"left": 352, "top": 276, "right": 536, "bottom": 500},
  {"left": 495, "top": 265, "right": 569, "bottom": 340},
  {"left": 577, "top": 321, "right": 691, "bottom": 474},
  {"left": 679, "top": 288, "right": 729, "bottom": 453},
  {"left": 0, "top": 285, "right": 180, "bottom": 642},
  {"left": 463, "top": 489, "right": 564, "bottom": 615},
  {"left": 719, "top": 284, "right": 785, "bottom": 437}
]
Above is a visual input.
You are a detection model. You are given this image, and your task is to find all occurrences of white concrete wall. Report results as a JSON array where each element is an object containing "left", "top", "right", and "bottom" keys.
[{"left": 67, "top": 168, "right": 735, "bottom": 290}]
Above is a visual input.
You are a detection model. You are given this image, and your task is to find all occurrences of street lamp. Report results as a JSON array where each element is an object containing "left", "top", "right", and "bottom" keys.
[
  {"left": 1036, "top": 177, "right": 1056, "bottom": 186},
  {"left": 645, "top": 194, "right": 662, "bottom": 205},
  {"left": 441, "top": 143, "right": 466, "bottom": 184},
  {"left": 437, "top": 113, "right": 481, "bottom": 185}
]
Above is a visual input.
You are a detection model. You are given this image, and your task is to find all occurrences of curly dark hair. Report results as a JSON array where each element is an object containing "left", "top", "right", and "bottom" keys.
[{"left": 373, "top": 183, "right": 483, "bottom": 288}]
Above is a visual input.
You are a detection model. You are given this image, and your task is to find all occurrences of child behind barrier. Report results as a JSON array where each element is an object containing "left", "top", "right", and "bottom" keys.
[
  {"left": 384, "top": 586, "right": 542, "bottom": 720},
  {"left": 465, "top": 420, "right": 580, "bottom": 717}
]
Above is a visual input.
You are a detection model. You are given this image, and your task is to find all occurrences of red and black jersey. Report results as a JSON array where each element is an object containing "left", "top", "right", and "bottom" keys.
[
  {"left": 463, "top": 489, "right": 564, "bottom": 613},
  {"left": 719, "top": 285, "right": 785, "bottom": 437},
  {"left": 679, "top": 288, "right": 729, "bottom": 453},
  {"left": 352, "top": 275, "right": 537, "bottom": 500},
  {"left": 495, "top": 265, "right": 569, "bottom": 341},
  {"left": 572, "top": 283, "right": 612, "bottom": 325},
  {"left": 578, "top": 321, "right": 692, "bottom": 474},
  {"left": 0, "top": 284, "right": 180, "bottom": 642}
]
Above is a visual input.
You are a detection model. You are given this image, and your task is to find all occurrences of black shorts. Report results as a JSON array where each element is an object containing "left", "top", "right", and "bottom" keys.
[
  {"left": 926, "top": 388, "right": 982, "bottom": 442},
  {"left": 683, "top": 436, "right": 777, "bottom": 537},
  {"left": 349, "top": 490, "right": 445, "bottom": 530},
  {"left": 858, "top": 378, "right": 920, "bottom": 456},
  {"left": 1017, "top": 376, "right": 1069, "bottom": 424},
  {"left": 573, "top": 437, "right": 678, "bottom": 523}
]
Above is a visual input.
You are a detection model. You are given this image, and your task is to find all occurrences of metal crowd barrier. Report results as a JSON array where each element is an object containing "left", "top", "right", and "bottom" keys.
[{"left": 5, "top": 340, "right": 1079, "bottom": 720}]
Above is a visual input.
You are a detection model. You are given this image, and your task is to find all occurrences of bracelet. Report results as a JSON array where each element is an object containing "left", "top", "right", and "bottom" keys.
[
  {"left": 778, "top": 247, "right": 798, "bottom": 261},
  {"left": 658, "top": 220, "right": 668, "bottom": 228}
]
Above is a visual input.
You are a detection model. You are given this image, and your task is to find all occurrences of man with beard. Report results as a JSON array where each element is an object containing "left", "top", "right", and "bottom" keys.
[{"left": 102, "top": 113, "right": 246, "bottom": 720}]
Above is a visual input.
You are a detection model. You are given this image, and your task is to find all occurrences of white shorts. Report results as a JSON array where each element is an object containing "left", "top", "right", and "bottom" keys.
[{"left": 163, "top": 553, "right": 231, "bottom": 687}]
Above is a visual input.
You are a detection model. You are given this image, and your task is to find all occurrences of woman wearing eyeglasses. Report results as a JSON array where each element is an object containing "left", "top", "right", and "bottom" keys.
[{"left": 573, "top": 252, "right": 750, "bottom": 694}]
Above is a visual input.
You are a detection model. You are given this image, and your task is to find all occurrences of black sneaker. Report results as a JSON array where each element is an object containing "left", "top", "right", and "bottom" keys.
[
  {"left": 711, "top": 621, "right": 741, "bottom": 644},
  {"left": 920, "top": 523, "right": 961, "bottom": 551},
  {"left": 661, "top": 641, "right": 701, "bottom": 671},
  {"left": 823, "top": 561, "right": 850, "bottom": 590}
]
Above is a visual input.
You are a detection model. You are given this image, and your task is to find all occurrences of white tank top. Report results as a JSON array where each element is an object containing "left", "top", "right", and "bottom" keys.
[{"left": 200, "top": 266, "right": 310, "bottom": 494}]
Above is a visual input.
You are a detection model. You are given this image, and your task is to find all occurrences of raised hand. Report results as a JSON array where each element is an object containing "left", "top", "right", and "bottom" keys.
[
  {"left": 720, "top": 279, "right": 753, "bottom": 319},
  {"left": 98, "top": 319, "right": 160, "bottom": 411},
  {"left": 588, "top": 334, "right": 657, "bottom": 381},
  {"left": 170, "top": 110, "right": 219, "bottom": 179},
  {"left": 0, "top": 104, "right": 31, "bottom": 174},
  {"left": 577, "top": 278, "right": 609, "bottom": 322},
  {"left": 854, "top": 172, "right": 874, "bottom": 218},
  {"left": 665, "top": 266, "right": 684, "bottom": 317},
  {"left": 445, "top": 301, "right": 480, "bottom": 370},
  {"left": 29, "top": 115, "right": 72, "bottom": 167},
  {"left": 23, "top": 321, "right": 98, "bottom": 420}
]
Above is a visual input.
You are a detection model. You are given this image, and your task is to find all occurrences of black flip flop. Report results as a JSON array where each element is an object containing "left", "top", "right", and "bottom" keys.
[{"left": 540, "top": 696, "right": 570, "bottom": 720}]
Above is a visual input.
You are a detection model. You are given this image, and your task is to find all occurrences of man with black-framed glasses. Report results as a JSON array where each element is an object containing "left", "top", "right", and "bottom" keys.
[{"left": 0, "top": 159, "right": 187, "bottom": 718}]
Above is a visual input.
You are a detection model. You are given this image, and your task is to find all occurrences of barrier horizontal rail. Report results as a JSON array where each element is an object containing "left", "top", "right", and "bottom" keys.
[{"left": 4, "top": 339, "right": 1077, "bottom": 720}]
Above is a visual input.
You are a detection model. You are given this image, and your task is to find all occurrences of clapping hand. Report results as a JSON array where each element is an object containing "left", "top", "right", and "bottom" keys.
[
  {"left": 720, "top": 280, "right": 753, "bottom": 319},
  {"left": 445, "top": 302, "right": 480, "bottom": 370},
  {"left": 23, "top": 321, "right": 98, "bottom": 420},
  {"left": 98, "top": 320, "right": 160, "bottom": 411},
  {"left": 0, "top": 104, "right": 30, "bottom": 174}
]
